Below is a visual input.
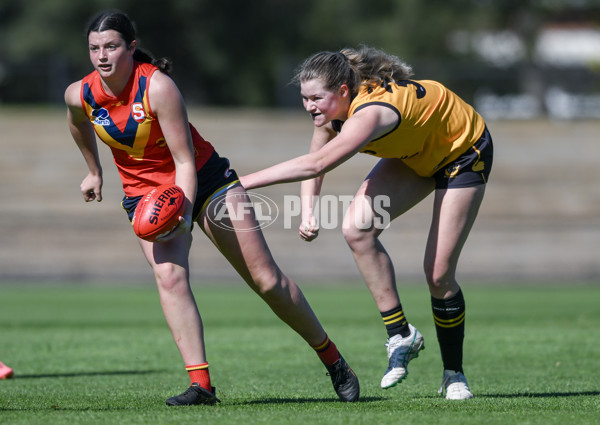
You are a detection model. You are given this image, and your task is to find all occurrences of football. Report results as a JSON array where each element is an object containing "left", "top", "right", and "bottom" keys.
[{"left": 132, "top": 184, "right": 186, "bottom": 242}]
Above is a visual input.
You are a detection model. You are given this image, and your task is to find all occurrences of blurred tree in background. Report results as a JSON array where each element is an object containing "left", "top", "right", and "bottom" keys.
[{"left": 1, "top": 0, "right": 599, "bottom": 116}]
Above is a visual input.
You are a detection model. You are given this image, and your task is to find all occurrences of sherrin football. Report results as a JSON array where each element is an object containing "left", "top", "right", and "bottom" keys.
[{"left": 132, "top": 184, "right": 185, "bottom": 242}]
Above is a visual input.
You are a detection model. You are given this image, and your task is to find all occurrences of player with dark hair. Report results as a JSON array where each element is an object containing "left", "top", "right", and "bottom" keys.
[
  {"left": 64, "top": 10, "right": 359, "bottom": 405},
  {"left": 241, "top": 45, "right": 493, "bottom": 400}
]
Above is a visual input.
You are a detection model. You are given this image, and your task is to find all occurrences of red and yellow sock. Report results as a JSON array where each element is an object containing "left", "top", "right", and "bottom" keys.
[
  {"left": 186, "top": 362, "right": 211, "bottom": 389},
  {"left": 311, "top": 335, "right": 340, "bottom": 366}
]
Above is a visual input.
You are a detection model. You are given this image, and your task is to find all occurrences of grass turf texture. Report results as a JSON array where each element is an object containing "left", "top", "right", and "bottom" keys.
[{"left": 0, "top": 283, "right": 598, "bottom": 425}]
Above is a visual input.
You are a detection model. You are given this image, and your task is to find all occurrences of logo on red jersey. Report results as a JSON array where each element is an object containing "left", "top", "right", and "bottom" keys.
[
  {"left": 132, "top": 103, "right": 146, "bottom": 123},
  {"left": 92, "top": 108, "right": 110, "bottom": 126}
]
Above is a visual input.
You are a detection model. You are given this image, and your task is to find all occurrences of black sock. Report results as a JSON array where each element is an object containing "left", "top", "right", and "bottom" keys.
[
  {"left": 432, "top": 289, "right": 465, "bottom": 372},
  {"left": 380, "top": 305, "right": 410, "bottom": 338}
]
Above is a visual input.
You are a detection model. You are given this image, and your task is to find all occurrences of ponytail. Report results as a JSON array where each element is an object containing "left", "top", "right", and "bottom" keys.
[
  {"left": 341, "top": 45, "right": 413, "bottom": 88},
  {"left": 133, "top": 48, "right": 173, "bottom": 75},
  {"left": 294, "top": 45, "right": 413, "bottom": 97}
]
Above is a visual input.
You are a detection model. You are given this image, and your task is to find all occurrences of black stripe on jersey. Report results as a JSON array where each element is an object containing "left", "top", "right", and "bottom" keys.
[
  {"left": 82, "top": 77, "right": 148, "bottom": 148},
  {"left": 354, "top": 102, "right": 401, "bottom": 143}
]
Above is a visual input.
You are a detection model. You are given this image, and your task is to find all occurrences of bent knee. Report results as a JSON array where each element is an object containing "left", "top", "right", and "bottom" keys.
[
  {"left": 153, "top": 264, "right": 188, "bottom": 292},
  {"left": 342, "top": 222, "right": 378, "bottom": 249},
  {"left": 250, "top": 268, "right": 289, "bottom": 298},
  {"left": 423, "top": 263, "right": 458, "bottom": 295}
]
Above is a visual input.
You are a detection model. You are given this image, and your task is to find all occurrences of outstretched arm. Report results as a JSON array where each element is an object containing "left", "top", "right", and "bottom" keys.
[
  {"left": 65, "top": 80, "right": 104, "bottom": 202},
  {"left": 239, "top": 105, "right": 397, "bottom": 190}
]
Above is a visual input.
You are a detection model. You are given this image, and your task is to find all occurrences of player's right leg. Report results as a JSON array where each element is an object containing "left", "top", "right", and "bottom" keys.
[
  {"left": 138, "top": 234, "right": 218, "bottom": 405},
  {"left": 341, "top": 158, "right": 433, "bottom": 389}
]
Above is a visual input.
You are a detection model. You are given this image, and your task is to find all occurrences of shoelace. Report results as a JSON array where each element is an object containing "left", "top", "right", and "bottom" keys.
[
  {"left": 386, "top": 336, "right": 415, "bottom": 367},
  {"left": 175, "top": 385, "right": 202, "bottom": 400},
  {"left": 438, "top": 373, "right": 466, "bottom": 395},
  {"left": 186, "top": 385, "right": 219, "bottom": 402},
  {"left": 327, "top": 361, "right": 345, "bottom": 386}
]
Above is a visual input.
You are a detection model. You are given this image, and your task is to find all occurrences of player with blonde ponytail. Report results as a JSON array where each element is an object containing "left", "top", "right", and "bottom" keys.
[{"left": 242, "top": 45, "right": 494, "bottom": 400}]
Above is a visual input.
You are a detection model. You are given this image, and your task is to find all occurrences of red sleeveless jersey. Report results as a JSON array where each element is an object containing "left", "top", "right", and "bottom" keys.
[{"left": 80, "top": 62, "right": 214, "bottom": 196}]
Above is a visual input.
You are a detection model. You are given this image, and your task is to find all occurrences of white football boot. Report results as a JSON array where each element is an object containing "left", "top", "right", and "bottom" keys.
[
  {"left": 438, "top": 370, "right": 474, "bottom": 400},
  {"left": 380, "top": 324, "right": 425, "bottom": 389}
]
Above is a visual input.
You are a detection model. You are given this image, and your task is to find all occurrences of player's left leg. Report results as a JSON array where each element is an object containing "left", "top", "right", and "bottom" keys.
[
  {"left": 200, "top": 186, "right": 327, "bottom": 344},
  {"left": 198, "top": 185, "right": 359, "bottom": 402},
  {"left": 424, "top": 184, "right": 486, "bottom": 399}
]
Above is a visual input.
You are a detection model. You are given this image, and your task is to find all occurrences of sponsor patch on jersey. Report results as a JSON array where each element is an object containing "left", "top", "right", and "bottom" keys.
[{"left": 92, "top": 108, "right": 110, "bottom": 126}]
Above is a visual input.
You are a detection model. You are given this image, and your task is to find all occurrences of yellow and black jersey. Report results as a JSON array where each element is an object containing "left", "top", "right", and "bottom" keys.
[{"left": 338, "top": 80, "right": 486, "bottom": 177}]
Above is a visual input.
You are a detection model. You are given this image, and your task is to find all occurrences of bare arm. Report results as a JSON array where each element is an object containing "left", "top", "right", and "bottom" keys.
[
  {"left": 299, "top": 124, "right": 335, "bottom": 241},
  {"left": 64, "top": 80, "right": 104, "bottom": 202},
  {"left": 240, "top": 104, "right": 398, "bottom": 190},
  {"left": 148, "top": 71, "right": 197, "bottom": 226}
]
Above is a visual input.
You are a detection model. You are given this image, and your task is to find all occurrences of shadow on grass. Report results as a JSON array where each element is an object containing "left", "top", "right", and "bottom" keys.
[
  {"left": 0, "top": 396, "right": 385, "bottom": 412},
  {"left": 12, "top": 369, "right": 164, "bottom": 379},
  {"left": 237, "top": 396, "right": 384, "bottom": 405},
  {"left": 478, "top": 391, "right": 600, "bottom": 398}
]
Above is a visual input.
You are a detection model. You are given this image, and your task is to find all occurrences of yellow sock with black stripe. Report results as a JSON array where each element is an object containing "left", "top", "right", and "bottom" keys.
[
  {"left": 380, "top": 304, "right": 410, "bottom": 338},
  {"left": 186, "top": 362, "right": 211, "bottom": 389},
  {"left": 432, "top": 289, "right": 466, "bottom": 372}
]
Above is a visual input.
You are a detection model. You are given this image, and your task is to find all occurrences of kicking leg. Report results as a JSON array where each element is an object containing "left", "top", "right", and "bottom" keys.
[{"left": 199, "top": 185, "right": 359, "bottom": 401}]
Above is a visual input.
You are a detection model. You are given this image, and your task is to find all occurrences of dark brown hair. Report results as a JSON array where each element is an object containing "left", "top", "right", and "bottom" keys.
[{"left": 86, "top": 10, "right": 172, "bottom": 75}]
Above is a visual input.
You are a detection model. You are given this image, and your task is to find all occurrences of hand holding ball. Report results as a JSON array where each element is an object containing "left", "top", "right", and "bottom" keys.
[{"left": 133, "top": 184, "right": 186, "bottom": 242}]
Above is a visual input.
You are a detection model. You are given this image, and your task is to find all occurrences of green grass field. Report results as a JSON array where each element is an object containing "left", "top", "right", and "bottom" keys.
[{"left": 0, "top": 283, "right": 598, "bottom": 424}]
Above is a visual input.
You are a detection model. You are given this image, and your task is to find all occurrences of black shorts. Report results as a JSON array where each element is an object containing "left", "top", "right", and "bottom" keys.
[
  {"left": 433, "top": 126, "right": 493, "bottom": 189},
  {"left": 122, "top": 151, "right": 240, "bottom": 223}
]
